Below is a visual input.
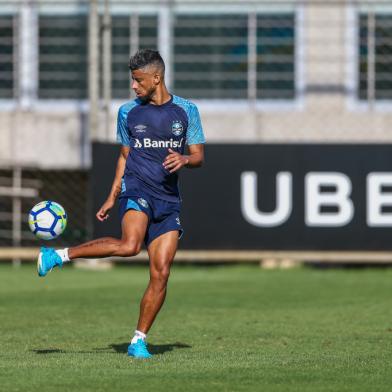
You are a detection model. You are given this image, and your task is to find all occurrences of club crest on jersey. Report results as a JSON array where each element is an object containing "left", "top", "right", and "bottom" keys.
[
  {"left": 137, "top": 198, "right": 148, "bottom": 208},
  {"left": 172, "top": 121, "right": 183, "bottom": 136}
]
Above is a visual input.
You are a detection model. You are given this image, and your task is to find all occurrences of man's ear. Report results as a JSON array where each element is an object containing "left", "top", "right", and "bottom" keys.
[{"left": 153, "top": 73, "right": 161, "bottom": 85}]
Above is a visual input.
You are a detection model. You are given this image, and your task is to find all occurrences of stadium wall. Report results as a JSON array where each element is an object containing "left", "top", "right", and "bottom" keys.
[
  {"left": 92, "top": 142, "right": 392, "bottom": 251},
  {"left": 2, "top": 0, "right": 392, "bottom": 255},
  {"left": 1, "top": 0, "right": 392, "bottom": 169}
]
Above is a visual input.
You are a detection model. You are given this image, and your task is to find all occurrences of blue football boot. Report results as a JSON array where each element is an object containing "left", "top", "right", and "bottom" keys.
[
  {"left": 37, "top": 247, "right": 63, "bottom": 277},
  {"left": 127, "top": 339, "right": 152, "bottom": 359}
]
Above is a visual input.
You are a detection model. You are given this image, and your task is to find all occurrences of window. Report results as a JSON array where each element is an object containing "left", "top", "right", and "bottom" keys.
[
  {"left": 0, "top": 15, "right": 14, "bottom": 99},
  {"left": 173, "top": 14, "right": 248, "bottom": 99},
  {"left": 36, "top": 10, "right": 295, "bottom": 102},
  {"left": 38, "top": 14, "right": 158, "bottom": 100},
  {"left": 257, "top": 14, "right": 295, "bottom": 99},
  {"left": 111, "top": 15, "right": 158, "bottom": 99},
  {"left": 358, "top": 13, "right": 392, "bottom": 100},
  {"left": 173, "top": 13, "right": 296, "bottom": 100},
  {"left": 39, "top": 15, "right": 88, "bottom": 99}
]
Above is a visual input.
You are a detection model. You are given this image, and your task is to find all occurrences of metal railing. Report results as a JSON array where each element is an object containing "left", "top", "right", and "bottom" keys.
[{"left": 0, "top": 167, "right": 90, "bottom": 250}]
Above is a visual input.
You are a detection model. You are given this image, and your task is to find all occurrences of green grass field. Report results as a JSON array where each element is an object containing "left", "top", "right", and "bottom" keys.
[{"left": 1, "top": 264, "right": 392, "bottom": 391}]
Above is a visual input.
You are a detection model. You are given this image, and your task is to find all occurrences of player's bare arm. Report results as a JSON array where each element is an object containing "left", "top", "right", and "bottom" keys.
[
  {"left": 163, "top": 144, "right": 204, "bottom": 173},
  {"left": 96, "top": 145, "right": 130, "bottom": 221}
]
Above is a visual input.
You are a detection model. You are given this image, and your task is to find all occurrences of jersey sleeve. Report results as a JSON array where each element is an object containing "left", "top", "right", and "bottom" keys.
[
  {"left": 116, "top": 104, "right": 131, "bottom": 146},
  {"left": 186, "top": 104, "right": 206, "bottom": 145}
]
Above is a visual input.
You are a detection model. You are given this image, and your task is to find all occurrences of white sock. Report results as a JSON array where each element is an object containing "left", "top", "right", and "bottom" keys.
[
  {"left": 131, "top": 330, "right": 147, "bottom": 344},
  {"left": 55, "top": 248, "right": 70, "bottom": 263}
]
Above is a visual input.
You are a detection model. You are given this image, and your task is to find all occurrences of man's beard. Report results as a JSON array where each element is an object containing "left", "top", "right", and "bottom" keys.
[{"left": 138, "top": 87, "right": 156, "bottom": 103}]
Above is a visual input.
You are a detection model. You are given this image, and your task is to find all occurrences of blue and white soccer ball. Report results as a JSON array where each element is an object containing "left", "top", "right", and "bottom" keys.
[{"left": 28, "top": 201, "right": 67, "bottom": 240}]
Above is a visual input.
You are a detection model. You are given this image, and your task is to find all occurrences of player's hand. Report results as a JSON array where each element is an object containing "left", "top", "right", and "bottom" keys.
[
  {"left": 96, "top": 198, "right": 115, "bottom": 222},
  {"left": 163, "top": 148, "right": 189, "bottom": 173}
]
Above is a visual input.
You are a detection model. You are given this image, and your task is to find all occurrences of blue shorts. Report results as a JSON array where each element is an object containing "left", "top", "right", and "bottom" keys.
[{"left": 118, "top": 193, "right": 183, "bottom": 247}]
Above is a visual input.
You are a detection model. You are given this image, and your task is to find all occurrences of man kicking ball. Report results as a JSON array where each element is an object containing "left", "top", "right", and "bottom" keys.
[{"left": 37, "top": 49, "right": 205, "bottom": 359}]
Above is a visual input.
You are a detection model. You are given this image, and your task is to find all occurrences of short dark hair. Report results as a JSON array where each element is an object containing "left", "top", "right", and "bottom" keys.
[{"left": 129, "top": 49, "right": 165, "bottom": 76}]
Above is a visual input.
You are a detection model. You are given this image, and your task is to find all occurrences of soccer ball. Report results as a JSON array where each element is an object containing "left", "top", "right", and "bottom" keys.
[{"left": 28, "top": 201, "right": 67, "bottom": 240}]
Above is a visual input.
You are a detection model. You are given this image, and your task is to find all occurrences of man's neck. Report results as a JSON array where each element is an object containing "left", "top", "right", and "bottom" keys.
[{"left": 149, "top": 86, "right": 171, "bottom": 106}]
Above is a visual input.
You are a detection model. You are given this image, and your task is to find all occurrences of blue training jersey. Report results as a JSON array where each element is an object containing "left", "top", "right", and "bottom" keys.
[{"left": 116, "top": 94, "right": 205, "bottom": 202}]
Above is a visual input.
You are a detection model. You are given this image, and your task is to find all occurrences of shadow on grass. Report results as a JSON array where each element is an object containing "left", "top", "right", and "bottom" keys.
[
  {"left": 110, "top": 342, "right": 192, "bottom": 355},
  {"left": 32, "top": 348, "right": 101, "bottom": 354},
  {"left": 32, "top": 342, "right": 192, "bottom": 356},
  {"left": 33, "top": 349, "right": 65, "bottom": 354}
]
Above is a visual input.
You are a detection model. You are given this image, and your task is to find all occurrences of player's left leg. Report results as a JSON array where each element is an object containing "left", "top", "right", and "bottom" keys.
[
  {"left": 138, "top": 230, "right": 178, "bottom": 332},
  {"left": 127, "top": 230, "right": 178, "bottom": 359}
]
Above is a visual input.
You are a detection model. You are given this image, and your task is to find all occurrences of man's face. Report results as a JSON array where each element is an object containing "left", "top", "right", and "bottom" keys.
[{"left": 131, "top": 68, "right": 159, "bottom": 101}]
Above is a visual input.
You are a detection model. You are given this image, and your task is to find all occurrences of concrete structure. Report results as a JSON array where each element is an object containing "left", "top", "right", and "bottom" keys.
[{"left": 1, "top": 0, "right": 392, "bottom": 169}]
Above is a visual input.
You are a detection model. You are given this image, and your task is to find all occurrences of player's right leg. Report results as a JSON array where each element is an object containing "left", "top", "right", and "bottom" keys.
[{"left": 37, "top": 210, "right": 148, "bottom": 277}]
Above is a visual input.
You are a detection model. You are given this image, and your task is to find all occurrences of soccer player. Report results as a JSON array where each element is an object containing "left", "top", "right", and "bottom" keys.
[{"left": 37, "top": 49, "right": 205, "bottom": 359}]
